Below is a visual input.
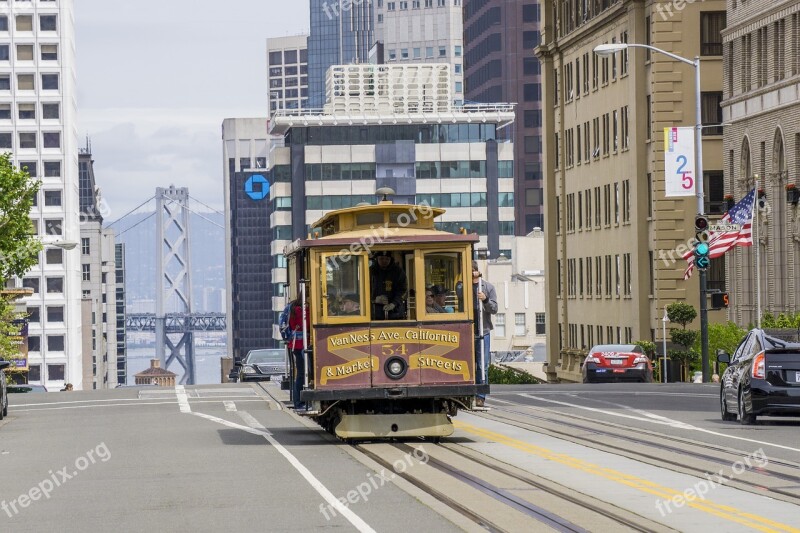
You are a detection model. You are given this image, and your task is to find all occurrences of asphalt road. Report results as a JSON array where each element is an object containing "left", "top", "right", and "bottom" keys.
[
  {"left": 0, "top": 384, "right": 460, "bottom": 533},
  {"left": 2, "top": 382, "right": 798, "bottom": 533},
  {"left": 486, "top": 383, "right": 800, "bottom": 464}
]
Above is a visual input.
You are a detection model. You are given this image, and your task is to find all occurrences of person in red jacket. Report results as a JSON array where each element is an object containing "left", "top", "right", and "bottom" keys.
[{"left": 288, "top": 298, "right": 310, "bottom": 409}]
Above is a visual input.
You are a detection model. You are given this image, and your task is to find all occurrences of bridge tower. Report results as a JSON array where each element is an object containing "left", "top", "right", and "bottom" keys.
[{"left": 155, "top": 186, "right": 195, "bottom": 384}]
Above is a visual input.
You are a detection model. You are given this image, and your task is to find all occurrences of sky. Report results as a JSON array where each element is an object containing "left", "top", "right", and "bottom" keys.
[{"left": 74, "top": 0, "right": 310, "bottom": 219}]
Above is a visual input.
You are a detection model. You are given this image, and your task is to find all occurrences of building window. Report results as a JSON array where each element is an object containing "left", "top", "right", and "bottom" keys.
[
  {"left": 535, "top": 313, "right": 545, "bottom": 335},
  {"left": 44, "top": 219, "right": 61, "bottom": 235},
  {"left": 46, "top": 306, "right": 64, "bottom": 322},
  {"left": 44, "top": 190, "right": 61, "bottom": 207},
  {"left": 495, "top": 313, "right": 505, "bottom": 337},
  {"left": 40, "top": 44, "right": 57, "bottom": 61},
  {"left": 81, "top": 237, "right": 90, "bottom": 255},
  {"left": 18, "top": 102, "right": 34, "bottom": 119},
  {"left": 47, "top": 363, "right": 65, "bottom": 379},
  {"left": 514, "top": 313, "right": 526, "bottom": 336},
  {"left": 39, "top": 14, "right": 57, "bottom": 31},
  {"left": 45, "top": 248, "right": 62, "bottom": 264},
  {"left": 46, "top": 277, "right": 63, "bottom": 293},
  {"left": 41, "top": 73, "right": 59, "bottom": 90},
  {"left": 701, "top": 92, "right": 723, "bottom": 135},
  {"left": 44, "top": 161, "right": 60, "bottom": 177},
  {"left": 700, "top": 12, "right": 726, "bottom": 56},
  {"left": 82, "top": 264, "right": 91, "bottom": 281}
]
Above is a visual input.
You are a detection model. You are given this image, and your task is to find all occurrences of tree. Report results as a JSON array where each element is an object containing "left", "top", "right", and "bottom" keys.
[
  {"left": 0, "top": 153, "right": 40, "bottom": 374},
  {"left": 0, "top": 152, "right": 41, "bottom": 284},
  {"left": 667, "top": 302, "right": 698, "bottom": 375},
  {"left": 692, "top": 322, "right": 747, "bottom": 366}
]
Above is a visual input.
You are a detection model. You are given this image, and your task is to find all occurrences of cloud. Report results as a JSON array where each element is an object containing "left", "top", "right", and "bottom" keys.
[{"left": 74, "top": 0, "right": 310, "bottom": 218}]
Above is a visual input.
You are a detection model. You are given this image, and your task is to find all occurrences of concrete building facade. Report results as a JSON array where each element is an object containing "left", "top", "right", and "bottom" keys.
[
  {"left": 2, "top": 0, "right": 82, "bottom": 389},
  {"left": 373, "top": 0, "right": 465, "bottom": 104},
  {"left": 484, "top": 231, "right": 547, "bottom": 358},
  {"left": 463, "top": 0, "right": 544, "bottom": 236},
  {"left": 78, "top": 149, "right": 120, "bottom": 389},
  {"left": 268, "top": 63, "right": 516, "bottom": 341},
  {"left": 722, "top": 0, "right": 800, "bottom": 326},
  {"left": 267, "top": 35, "right": 309, "bottom": 116},
  {"left": 536, "top": 0, "right": 727, "bottom": 381}
]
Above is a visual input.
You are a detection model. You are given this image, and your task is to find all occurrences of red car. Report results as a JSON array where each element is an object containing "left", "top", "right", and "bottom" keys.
[{"left": 582, "top": 344, "right": 654, "bottom": 383}]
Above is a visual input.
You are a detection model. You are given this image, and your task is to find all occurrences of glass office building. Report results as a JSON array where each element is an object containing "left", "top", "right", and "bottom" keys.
[{"left": 308, "top": 0, "right": 374, "bottom": 107}]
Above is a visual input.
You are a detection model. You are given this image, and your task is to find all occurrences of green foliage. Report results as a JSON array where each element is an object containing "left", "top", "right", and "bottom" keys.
[
  {"left": 666, "top": 302, "right": 697, "bottom": 328},
  {"left": 671, "top": 329, "right": 698, "bottom": 348},
  {"left": 668, "top": 349, "right": 697, "bottom": 366},
  {"left": 761, "top": 312, "right": 800, "bottom": 329},
  {"left": 634, "top": 340, "right": 656, "bottom": 359},
  {"left": 692, "top": 321, "right": 747, "bottom": 360},
  {"left": 0, "top": 152, "right": 42, "bottom": 284},
  {"left": 488, "top": 364, "right": 540, "bottom": 385}
]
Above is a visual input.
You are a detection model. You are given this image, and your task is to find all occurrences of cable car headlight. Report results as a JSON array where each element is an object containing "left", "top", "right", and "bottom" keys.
[{"left": 384, "top": 357, "right": 408, "bottom": 380}]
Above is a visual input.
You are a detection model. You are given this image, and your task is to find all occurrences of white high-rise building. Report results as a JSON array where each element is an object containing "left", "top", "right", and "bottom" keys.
[
  {"left": 374, "top": 0, "right": 464, "bottom": 104},
  {"left": 2, "top": 1, "right": 81, "bottom": 389},
  {"left": 267, "top": 35, "right": 309, "bottom": 115}
]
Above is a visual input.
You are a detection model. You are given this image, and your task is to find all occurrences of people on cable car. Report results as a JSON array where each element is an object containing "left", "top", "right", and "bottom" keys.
[
  {"left": 472, "top": 260, "right": 497, "bottom": 407},
  {"left": 338, "top": 293, "right": 361, "bottom": 316},
  {"left": 370, "top": 251, "right": 407, "bottom": 320},
  {"left": 288, "top": 297, "right": 310, "bottom": 410}
]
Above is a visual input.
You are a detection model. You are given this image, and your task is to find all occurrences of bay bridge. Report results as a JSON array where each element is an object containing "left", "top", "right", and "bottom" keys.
[{"left": 110, "top": 186, "right": 227, "bottom": 385}]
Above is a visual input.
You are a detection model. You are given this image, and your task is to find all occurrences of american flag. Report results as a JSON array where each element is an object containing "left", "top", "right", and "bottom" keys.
[{"left": 683, "top": 189, "right": 756, "bottom": 280}]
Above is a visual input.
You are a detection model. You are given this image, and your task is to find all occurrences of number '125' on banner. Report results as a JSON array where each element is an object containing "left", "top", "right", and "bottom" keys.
[{"left": 664, "top": 127, "right": 696, "bottom": 198}]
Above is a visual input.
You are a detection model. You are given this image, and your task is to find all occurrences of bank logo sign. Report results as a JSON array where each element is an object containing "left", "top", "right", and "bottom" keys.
[{"left": 244, "top": 174, "right": 270, "bottom": 201}]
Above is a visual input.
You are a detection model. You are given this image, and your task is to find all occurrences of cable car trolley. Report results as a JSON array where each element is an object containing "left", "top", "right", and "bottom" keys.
[{"left": 284, "top": 194, "right": 488, "bottom": 440}]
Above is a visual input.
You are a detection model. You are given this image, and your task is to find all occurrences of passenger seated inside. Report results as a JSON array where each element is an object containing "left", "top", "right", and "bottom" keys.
[
  {"left": 339, "top": 293, "right": 361, "bottom": 316},
  {"left": 431, "top": 285, "right": 454, "bottom": 313},
  {"left": 370, "top": 251, "right": 407, "bottom": 320}
]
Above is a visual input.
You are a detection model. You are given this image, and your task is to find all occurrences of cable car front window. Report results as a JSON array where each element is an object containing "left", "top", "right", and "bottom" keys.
[{"left": 323, "top": 255, "right": 364, "bottom": 319}]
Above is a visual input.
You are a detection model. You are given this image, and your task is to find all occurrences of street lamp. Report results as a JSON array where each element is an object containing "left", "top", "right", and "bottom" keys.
[{"left": 593, "top": 42, "right": 710, "bottom": 383}]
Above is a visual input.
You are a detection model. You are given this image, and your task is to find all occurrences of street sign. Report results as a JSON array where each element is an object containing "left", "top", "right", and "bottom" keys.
[{"left": 709, "top": 223, "right": 741, "bottom": 232}]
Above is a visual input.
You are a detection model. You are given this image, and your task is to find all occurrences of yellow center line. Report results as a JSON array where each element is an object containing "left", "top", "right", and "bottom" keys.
[{"left": 454, "top": 420, "right": 800, "bottom": 533}]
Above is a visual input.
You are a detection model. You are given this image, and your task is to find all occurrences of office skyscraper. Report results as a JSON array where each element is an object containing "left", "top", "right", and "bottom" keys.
[
  {"left": 2, "top": 0, "right": 82, "bottom": 389},
  {"left": 463, "top": 1, "right": 544, "bottom": 235},
  {"left": 308, "top": 0, "right": 375, "bottom": 107}
]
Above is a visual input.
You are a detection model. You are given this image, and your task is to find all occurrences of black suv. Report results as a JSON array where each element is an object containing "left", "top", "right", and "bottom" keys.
[{"left": 718, "top": 328, "right": 800, "bottom": 424}]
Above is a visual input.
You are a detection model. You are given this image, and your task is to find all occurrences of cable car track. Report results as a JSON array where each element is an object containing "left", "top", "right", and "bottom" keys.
[
  {"left": 477, "top": 404, "right": 800, "bottom": 503},
  {"left": 355, "top": 441, "right": 666, "bottom": 533}
]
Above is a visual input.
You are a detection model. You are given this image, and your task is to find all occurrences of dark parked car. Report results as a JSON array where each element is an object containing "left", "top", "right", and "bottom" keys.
[
  {"left": 582, "top": 344, "right": 654, "bottom": 383},
  {"left": 8, "top": 384, "right": 48, "bottom": 393},
  {"left": 0, "top": 361, "right": 9, "bottom": 420},
  {"left": 237, "top": 349, "right": 287, "bottom": 382},
  {"left": 718, "top": 329, "right": 800, "bottom": 424}
]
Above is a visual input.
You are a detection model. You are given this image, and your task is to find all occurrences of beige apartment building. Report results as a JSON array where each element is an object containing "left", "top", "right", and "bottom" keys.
[
  {"left": 722, "top": 0, "right": 800, "bottom": 326},
  {"left": 536, "top": 0, "right": 726, "bottom": 382}
]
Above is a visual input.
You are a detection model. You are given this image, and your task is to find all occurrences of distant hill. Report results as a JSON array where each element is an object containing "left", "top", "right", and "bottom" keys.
[{"left": 109, "top": 211, "right": 225, "bottom": 312}]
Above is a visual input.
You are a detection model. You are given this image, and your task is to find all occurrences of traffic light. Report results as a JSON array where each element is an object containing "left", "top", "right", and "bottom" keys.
[{"left": 694, "top": 215, "right": 710, "bottom": 270}]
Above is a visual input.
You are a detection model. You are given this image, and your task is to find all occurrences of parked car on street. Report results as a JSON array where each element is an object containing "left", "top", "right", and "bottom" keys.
[
  {"left": 8, "top": 384, "right": 48, "bottom": 393},
  {"left": 718, "top": 328, "right": 800, "bottom": 424},
  {"left": 582, "top": 344, "right": 654, "bottom": 383},
  {"left": 236, "top": 348, "right": 287, "bottom": 383},
  {"left": 0, "top": 360, "right": 9, "bottom": 420}
]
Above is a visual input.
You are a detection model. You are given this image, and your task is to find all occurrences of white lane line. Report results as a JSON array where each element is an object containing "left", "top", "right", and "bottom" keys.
[
  {"left": 15, "top": 401, "right": 181, "bottom": 411},
  {"left": 520, "top": 393, "right": 800, "bottom": 453},
  {"left": 224, "top": 401, "right": 237, "bottom": 412},
  {"left": 179, "top": 387, "right": 375, "bottom": 533},
  {"left": 175, "top": 385, "right": 191, "bottom": 413},
  {"left": 13, "top": 398, "right": 149, "bottom": 407},
  {"left": 237, "top": 411, "right": 270, "bottom": 434}
]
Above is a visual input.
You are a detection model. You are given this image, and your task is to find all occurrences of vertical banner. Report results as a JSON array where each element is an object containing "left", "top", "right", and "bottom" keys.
[
  {"left": 664, "top": 127, "right": 696, "bottom": 197},
  {"left": 8, "top": 319, "right": 28, "bottom": 371}
]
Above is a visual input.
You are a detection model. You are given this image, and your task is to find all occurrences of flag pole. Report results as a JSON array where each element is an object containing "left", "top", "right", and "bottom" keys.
[{"left": 754, "top": 179, "right": 761, "bottom": 328}]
